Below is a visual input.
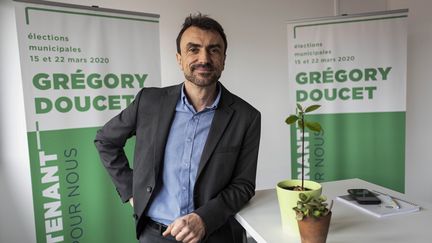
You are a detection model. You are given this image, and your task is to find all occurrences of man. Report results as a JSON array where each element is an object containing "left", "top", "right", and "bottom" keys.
[{"left": 95, "top": 13, "right": 261, "bottom": 243}]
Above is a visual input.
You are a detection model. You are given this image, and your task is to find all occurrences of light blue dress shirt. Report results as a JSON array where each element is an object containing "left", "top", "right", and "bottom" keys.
[{"left": 146, "top": 84, "right": 221, "bottom": 225}]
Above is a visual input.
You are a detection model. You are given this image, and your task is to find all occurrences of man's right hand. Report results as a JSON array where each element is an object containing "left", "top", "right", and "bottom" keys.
[{"left": 162, "top": 213, "right": 206, "bottom": 243}]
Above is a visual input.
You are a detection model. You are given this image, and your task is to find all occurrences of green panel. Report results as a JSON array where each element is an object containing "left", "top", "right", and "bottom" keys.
[
  {"left": 291, "top": 112, "right": 405, "bottom": 192},
  {"left": 27, "top": 127, "right": 137, "bottom": 243}
]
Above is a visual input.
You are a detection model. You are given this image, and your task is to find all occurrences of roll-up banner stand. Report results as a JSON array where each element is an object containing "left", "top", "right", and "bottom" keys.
[
  {"left": 287, "top": 10, "right": 408, "bottom": 192},
  {"left": 14, "top": 0, "right": 161, "bottom": 242}
]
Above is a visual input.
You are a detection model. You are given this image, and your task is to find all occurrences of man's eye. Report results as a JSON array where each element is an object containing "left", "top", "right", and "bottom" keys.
[
  {"left": 189, "top": 48, "right": 199, "bottom": 53},
  {"left": 210, "top": 48, "right": 220, "bottom": 54}
]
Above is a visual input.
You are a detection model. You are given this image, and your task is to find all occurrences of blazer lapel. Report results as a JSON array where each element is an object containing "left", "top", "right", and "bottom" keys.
[
  {"left": 197, "top": 85, "right": 234, "bottom": 178},
  {"left": 153, "top": 85, "right": 181, "bottom": 175}
]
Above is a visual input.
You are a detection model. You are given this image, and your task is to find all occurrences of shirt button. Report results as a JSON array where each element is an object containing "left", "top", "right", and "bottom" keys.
[
  {"left": 186, "top": 138, "right": 191, "bottom": 142},
  {"left": 182, "top": 187, "right": 186, "bottom": 191},
  {"left": 146, "top": 186, "right": 152, "bottom": 193}
]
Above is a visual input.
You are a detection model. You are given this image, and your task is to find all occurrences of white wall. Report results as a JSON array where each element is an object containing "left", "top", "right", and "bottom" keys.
[
  {"left": 386, "top": 0, "right": 432, "bottom": 209},
  {"left": 1, "top": 0, "right": 430, "bottom": 242},
  {"left": 337, "top": 0, "right": 387, "bottom": 14},
  {"left": 0, "top": 0, "right": 35, "bottom": 242}
]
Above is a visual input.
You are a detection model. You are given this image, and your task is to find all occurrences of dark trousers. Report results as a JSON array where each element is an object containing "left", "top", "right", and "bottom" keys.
[
  {"left": 139, "top": 224, "right": 181, "bottom": 243},
  {"left": 139, "top": 217, "right": 247, "bottom": 243}
]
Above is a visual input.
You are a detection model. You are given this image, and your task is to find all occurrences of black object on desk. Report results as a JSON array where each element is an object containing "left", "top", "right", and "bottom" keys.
[{"left": 348, "top": 188, "right": 381, "bottom": 205}]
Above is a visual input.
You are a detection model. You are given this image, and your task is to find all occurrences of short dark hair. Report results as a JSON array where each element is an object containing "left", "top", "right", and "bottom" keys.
[{"left": 176, "top": 13, "right": 227, "bottom": 54}]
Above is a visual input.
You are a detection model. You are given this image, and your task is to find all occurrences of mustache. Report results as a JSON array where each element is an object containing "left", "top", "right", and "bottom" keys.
[{"left": 191, "top": 63, "right": 213, "bottom": 71}]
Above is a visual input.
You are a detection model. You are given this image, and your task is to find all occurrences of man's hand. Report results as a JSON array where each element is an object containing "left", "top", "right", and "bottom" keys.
[
  {"left": 129, "top": 197, "right": 134, "bottom": 207},
  {"left": 162, "top": 213, "right": 205, "bottom": 243}
]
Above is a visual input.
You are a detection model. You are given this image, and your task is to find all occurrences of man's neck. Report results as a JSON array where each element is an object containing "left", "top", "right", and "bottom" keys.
[{"left": 183, "top": 81, "right": 218, "bottom": 112}]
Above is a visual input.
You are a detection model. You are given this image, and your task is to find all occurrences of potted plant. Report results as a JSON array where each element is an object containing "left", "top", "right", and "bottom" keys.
[
  {"left": 276, "top": 103, "right": 323, "bottom": 233},
  {"left": 293, "top": 193, "right": 333, "bottom": 243}
]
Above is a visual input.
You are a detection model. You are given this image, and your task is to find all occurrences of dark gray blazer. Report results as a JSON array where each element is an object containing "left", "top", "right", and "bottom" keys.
[{"left": 94, "top": 83, "right": 261, "bottom": 242}]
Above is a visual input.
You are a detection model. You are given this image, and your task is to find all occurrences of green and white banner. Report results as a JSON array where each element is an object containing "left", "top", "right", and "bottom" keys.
[
  {"left": 15, "top": 1, "right": 160, "bottom": 242},
  {"left": 287, "top": 10, "right": 408, "bottom": 192}
]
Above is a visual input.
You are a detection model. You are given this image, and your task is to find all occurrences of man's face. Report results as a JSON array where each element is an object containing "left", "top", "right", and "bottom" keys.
[{"left": 176, "top": 26, "right": 226, "bottom": 87}]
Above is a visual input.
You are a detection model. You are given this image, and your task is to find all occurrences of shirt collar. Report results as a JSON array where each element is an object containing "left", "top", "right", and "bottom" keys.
[{"left": 180, "top": 83, "right": 222, "bottom": 113}]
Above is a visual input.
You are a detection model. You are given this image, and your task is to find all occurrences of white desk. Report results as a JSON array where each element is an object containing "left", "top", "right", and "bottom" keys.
[{"left": 235, "top": 178, "right": 431, "bottom": 243}]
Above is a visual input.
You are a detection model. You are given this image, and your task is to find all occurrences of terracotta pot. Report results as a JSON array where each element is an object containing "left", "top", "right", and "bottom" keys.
[{"left": 297, "top": 212, "right": 332, "bottom": 243}]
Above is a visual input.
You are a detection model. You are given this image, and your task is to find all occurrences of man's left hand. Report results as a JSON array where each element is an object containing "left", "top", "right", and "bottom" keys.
[{"left": 162, "top": 213, "right": 206, "bottom": 243}]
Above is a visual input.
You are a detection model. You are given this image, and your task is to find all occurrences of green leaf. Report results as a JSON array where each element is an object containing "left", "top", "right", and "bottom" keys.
[
  {"left": 285, "top": 115, "right": 299, "bottom": 124},
  {"left": 309, "top": 202, "right": 319, "bottom": 207},
  {"left": 296, "top": 203, "right": 303, "bottom": 209},
  {"left": 303, "top": 195, "right": 312, "bottom": 204},
  {"left": 305, "top": 104, "right": 321, "bottom": 113},
  {"left": 299, "top": 193, "right": 307, "bottom": 201},
  {"left": 296, "top": 103, "right": 303, "bottom": 112},
  {"left": 297, "top": 120, "right": 304, "bottom": 130},
  {"left": 305, "top": 121, "right": 322, "bottom": 132}
]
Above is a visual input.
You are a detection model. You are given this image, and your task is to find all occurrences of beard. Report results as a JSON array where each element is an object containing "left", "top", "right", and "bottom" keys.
[{"left": 184, "top": 63, "right": 221, "bottom": 87}]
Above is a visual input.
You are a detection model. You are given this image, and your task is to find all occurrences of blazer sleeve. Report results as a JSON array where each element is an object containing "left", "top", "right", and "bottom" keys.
[
  {"left": 94, "top": 89, "right": 143, "bottom": 203},
  {"left": 194, "top": 110, "right": 261, "bottom": 237}
]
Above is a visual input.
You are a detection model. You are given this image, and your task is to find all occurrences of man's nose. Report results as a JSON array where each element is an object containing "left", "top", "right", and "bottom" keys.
[{"left": 197, "top": 50, "right": 210, "bottom": 63}]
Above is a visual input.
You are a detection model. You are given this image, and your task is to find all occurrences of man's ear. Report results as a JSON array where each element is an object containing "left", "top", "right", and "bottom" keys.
[{"left": 176, "top": 52, "right": 183, "bottom": 70}]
